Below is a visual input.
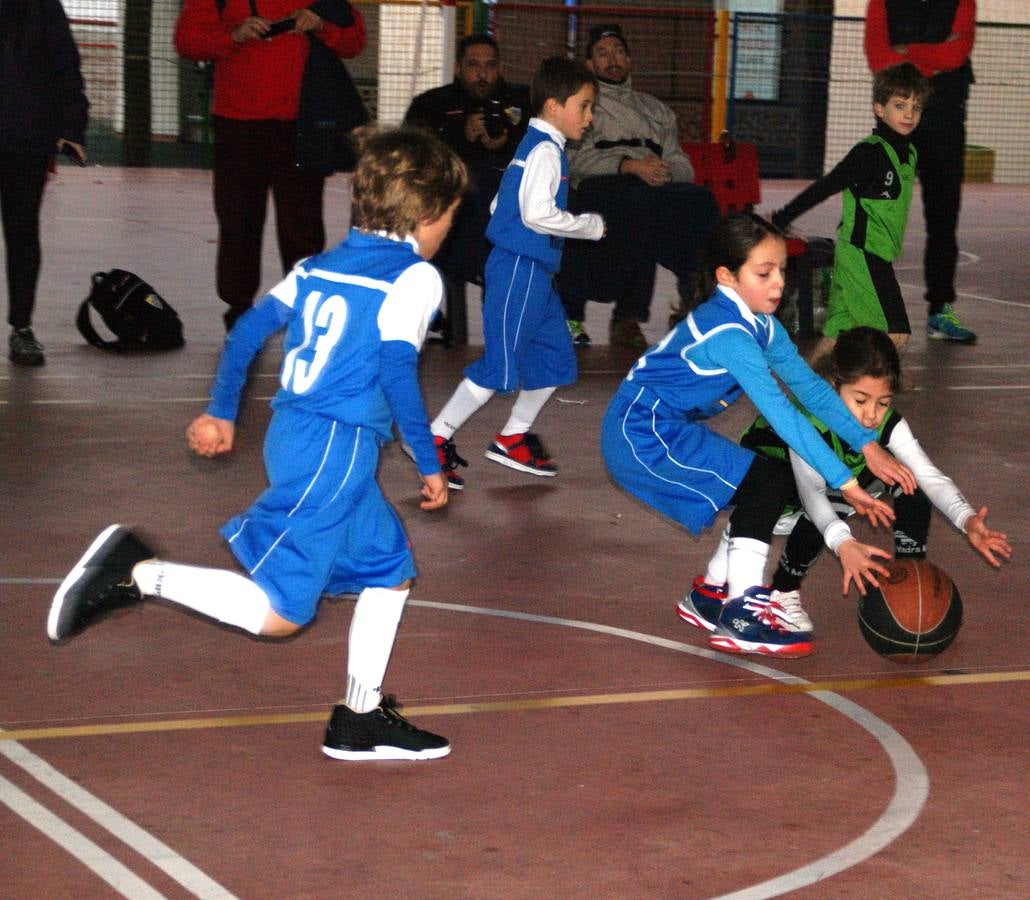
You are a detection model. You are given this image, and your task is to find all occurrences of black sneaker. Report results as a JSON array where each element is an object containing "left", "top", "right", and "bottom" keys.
[
  {"left": 9, "top": 327, "right": 45, "bottom": 366},
  {"left": 47, "top": 525, "right": 153, "bottom": 641},
  {"left": 321, "top": 696, "right": 450, "bottom": 761},
  {"left": 434, "top": 435, "right": 468, "bottom": 490}
]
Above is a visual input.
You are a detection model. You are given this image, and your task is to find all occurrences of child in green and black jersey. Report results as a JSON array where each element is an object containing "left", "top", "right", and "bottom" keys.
[
  {"left": 682, "top": 327, "right": 1010, "bottom": 635},
  {"left": 772, "top": 63, "right": 929, "bottom": 358}
]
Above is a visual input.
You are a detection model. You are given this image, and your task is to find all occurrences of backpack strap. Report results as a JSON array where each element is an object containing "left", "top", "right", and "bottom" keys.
[{"left": 76, "top": 299, "right": 123, "bottom": 352}]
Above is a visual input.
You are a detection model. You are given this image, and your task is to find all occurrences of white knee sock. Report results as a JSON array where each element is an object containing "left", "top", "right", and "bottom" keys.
[
  {"left": 343, "top": 587, "right": 408, "bottom": 713},
  {"left": 703, "top": 526, "right": 731, "bottom": 587},
  {"left": 501, "top": 387, "right": 556, "bottom": 436},
  {"left": 432, "top": 379, "right": 494, "bottom": 439},
  {"left": 132, "top": 561, "right": 271, "bottom": 635},
  {"left": 726, "top": 537, "right": 770, "bottom": 600}
]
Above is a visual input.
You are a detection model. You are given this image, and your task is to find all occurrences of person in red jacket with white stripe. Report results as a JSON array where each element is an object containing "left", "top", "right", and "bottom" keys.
[
  {"left": 175, "top": 1, "right": 366, "bottom": 330},
  {"left": 864, "top": 0, "right": 978, "bottom": 344}
]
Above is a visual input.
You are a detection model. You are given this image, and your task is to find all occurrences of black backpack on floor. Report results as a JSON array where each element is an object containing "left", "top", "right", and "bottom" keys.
[{"left": 77, "top": 269, "right": 185, "bottom": 352}]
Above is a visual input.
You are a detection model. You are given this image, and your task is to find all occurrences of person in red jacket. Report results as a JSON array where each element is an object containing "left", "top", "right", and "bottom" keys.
[
  {"left": 864, "top": 0, "right": 977, "bottom": 344},
  {"left": 175, "top": 1, "right": 366, "bottom": 330}
]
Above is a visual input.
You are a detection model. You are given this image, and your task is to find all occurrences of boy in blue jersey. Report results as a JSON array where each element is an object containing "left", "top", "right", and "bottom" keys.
[
  {"left": 428, "top": 56, "right": 605, "bottom": 487},
  {"left": 47, "top": 128, "right": 468, "bottom": 761}
]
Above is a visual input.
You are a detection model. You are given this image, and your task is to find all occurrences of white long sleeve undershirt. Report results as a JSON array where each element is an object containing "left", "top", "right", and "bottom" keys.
[{"left": 790, "top": 416, "right": 976, "bottom": 555}]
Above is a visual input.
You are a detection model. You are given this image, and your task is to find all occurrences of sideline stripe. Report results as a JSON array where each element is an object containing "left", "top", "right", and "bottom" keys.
[
  {"left": 1, "top": 741, "right": 238, "bottom": 899},
  {"left": 3, "top": 670, "right": 1025, "bottom": 744},
  {"left": 0, "top": 774, "right": 167, "bottom": 900}
]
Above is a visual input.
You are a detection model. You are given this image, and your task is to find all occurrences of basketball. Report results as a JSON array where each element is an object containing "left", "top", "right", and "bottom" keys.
[{"left": 857, "top": 559, "right": 963, "bottom": 663}]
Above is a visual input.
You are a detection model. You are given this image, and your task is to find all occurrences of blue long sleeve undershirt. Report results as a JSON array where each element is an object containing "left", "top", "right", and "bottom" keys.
[{"left": 709, "top": 326, "right": 876, "bottom": 488}]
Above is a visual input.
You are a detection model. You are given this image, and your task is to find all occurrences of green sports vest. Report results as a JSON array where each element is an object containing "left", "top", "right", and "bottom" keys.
[
  {"left": 741, "top": 406, "right": 898, "bottom": 479},
  {"left": 838, "top": 134, "right": 916, "bottom": 262}
]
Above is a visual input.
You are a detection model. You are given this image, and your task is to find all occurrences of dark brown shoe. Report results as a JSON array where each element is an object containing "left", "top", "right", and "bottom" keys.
[{"left": 609, "top": 318, "right": 648, "bottom": 350}]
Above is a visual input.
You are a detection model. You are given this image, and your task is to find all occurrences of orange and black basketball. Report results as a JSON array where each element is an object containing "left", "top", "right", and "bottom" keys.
[{"left": 857, "top": 559, "right": 963, "bottom": 663}]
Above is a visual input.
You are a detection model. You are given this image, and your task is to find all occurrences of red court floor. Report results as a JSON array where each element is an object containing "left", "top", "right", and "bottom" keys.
[{"left": 1, "top": 170, "right": 1027, "bottom": 898}]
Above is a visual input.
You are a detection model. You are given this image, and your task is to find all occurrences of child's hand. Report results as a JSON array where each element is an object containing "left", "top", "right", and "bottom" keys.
[
  {"left": 965, "top": 506, "right": 1012, "bottom": 567},
  {"left": 420, "top": 472, "right": 448, "bottom": 510},
  {"left": 187, "top": 414, "right": 234, "bottom": 457},
  {"left": 862, "top": 442, "right": 916, "bottom": 494},
  {"left": 838, "top": 538, "right": 892, "bottom": 596},
  {"left": 841, "top": 482, "right": 895, "bottom": 529}
]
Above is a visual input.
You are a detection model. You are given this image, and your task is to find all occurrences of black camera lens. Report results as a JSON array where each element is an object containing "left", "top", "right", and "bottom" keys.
[{"left": 483, "top": 99, "right": 506, "bottom": 139}]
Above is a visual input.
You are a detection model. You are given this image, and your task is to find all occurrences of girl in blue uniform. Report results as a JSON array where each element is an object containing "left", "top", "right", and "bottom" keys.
[
  {"left": 48, "top": 128, "right": 467, "bottom": 761},
  {"left": 600, "top": 212, "right": 915, "bottom": 657}
]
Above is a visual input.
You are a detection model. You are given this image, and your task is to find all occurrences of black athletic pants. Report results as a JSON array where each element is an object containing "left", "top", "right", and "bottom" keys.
[
  {"left": 0, "top": 151, "right": 49, "bottom": 330},
  {"left": 772, "top": 486, "right": 932, "bottom": 592},
  {"left": 558, "top": 175, "right": 719, "bottom": 322},
  {"left": 728, "top": 456, "right": 797, "bottom": 543},
  {"left": 912, "top": 101, "right": 966, "bottom": 315},
  {"left": 212, "top": 117, "right": 326, "bottom": 327}
]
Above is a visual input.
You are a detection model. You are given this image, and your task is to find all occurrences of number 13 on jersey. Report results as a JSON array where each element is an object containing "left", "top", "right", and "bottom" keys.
[{"left": 281, "top": 290, "right": 349, "bottom": 394}]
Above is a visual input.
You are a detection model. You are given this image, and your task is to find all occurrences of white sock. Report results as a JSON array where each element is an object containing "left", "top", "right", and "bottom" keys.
[
  {"left": 501, "top": 387, "right": 555, "bottom": 436},
  {"left": 703, "top": 526, "right": 731, "bottom": 587},
  {"left": 432, "top": 379, "right": 494, "bottom": 439},
  {"left": 132, "top": 560, "right": 271, "bottom": 635},
  {"left": 343, "top": 586, "right": 408, "bottom": 713},
  {"left": 726, "top": 537, "right": 770, "bottom": 600}
]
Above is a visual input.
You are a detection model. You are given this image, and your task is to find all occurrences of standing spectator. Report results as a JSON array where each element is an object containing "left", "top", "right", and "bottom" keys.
[
  {"left": 404, "top": 34, "right": 530, "bottom": 334},
  {"left": 865, "top": 0, "right": 978, "bottom": 343},
  {"left": 560, "top": 24, "right": 719, "bottom": 349},
  {"left": 175, "top": 1, "right": 366, "bottom": 331},
  {"left": 1, "top": 0, "right": 88, "bottom": 367}
]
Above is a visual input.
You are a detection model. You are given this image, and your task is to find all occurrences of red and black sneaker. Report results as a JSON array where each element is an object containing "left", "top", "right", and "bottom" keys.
[
  {"left": 434, "top": 435, "right": 468, "bottom": 490},
  {"left": 484, "top": 432, "right": 557, "bottom": 477}
]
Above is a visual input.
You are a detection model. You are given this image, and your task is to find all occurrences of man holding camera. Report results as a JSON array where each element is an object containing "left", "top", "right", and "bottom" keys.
[
  {"left": 175, "top": 0, "right": 366, "bottom": 331},
  {"left": 404, "top": 34, "right": 529, "bottom": 342}
]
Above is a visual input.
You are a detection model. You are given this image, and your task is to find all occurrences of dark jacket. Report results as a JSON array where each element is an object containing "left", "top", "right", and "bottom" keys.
[
  {"left": 404, "top": 78, "right": 529, "bottom": 170},
  {"left": 0, "top": 0, "right": 88, "bottom": 154}
]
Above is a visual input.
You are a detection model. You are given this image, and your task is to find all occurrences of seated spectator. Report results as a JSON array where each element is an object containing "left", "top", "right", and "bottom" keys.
[
  {"left": 560, "top": 24, "right": 719, "bottom": 349},
  {"left": 404, "top": 34, "right": 529, "bottom": 343}
]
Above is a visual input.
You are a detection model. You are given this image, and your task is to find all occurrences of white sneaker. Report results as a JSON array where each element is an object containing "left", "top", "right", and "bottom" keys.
[{"left": 767, "top": 589, "right": 813, "bottom": 633}]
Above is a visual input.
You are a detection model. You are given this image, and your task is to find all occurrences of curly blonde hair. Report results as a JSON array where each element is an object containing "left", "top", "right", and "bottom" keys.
[{"left": 350, "top": 127, "right": 468, "bottom": 236}]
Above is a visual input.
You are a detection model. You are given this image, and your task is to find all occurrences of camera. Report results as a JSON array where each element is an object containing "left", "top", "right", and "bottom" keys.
[
  {"left": 475, "top": 98, "right": 508, "bottom": 140},
  {"left": 263, "top": 17, "right": 295, "bottom": 39}
]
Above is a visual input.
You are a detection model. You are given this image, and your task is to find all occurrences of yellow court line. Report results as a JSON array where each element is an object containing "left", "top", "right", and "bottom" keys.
[{"left": 3, "top": 670, "right": 1027, "bottom": 744}]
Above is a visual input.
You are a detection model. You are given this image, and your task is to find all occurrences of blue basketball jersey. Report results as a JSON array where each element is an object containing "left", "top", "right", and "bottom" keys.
[
  {"left": 486, "top": 124, "right": 569, "bottom": 272},
  {"left": 213, "top": 229, "right": 441, "bottom": 441}
]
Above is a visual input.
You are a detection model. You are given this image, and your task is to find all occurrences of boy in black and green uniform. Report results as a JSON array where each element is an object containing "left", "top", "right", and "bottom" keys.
[{"left": 772, "top": 63, "right": 930, "bottom": 352}]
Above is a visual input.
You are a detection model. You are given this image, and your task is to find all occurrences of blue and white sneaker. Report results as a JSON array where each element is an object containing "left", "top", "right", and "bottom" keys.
[
  {"left": 677, "top": 576, "right": 727, "bottom": 632},
  {"left": 927, "top": 304, "right": 977, "bottom": 343},
  {"left": 708, "top": 586, "right": 814, "bottom": 658}
]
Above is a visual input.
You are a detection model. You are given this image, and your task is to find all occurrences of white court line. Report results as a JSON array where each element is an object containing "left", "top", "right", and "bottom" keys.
[
  {"left": 0, "top": 774, "right": 167, "bottom": 899},
  {"left": 412, "top": 601, "right": 929, "bottom": 899},
  {"left": 0, "top": 740, "right": 237, "bottom": 899},
  {"left": 947, "top": 384, "right": 1030, "bottom": 390},
  {"left": 897, "top": 280, "right": 1030, "bottom": 310}
]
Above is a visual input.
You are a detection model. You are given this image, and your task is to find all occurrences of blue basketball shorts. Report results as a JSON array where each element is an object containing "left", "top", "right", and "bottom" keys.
[
  {"left": 600, "top": 386, "right": 755, "bottom": 535},
  {"left": 464, "top": 248, "right": 576, "bottom": 393},
  {"left": 221, "top": 409, "right": 416, "bottom": 625}
]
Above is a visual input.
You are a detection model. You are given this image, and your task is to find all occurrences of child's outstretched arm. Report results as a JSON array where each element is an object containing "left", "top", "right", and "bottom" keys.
[
  {"left": 771, "top": 142, "right": 879, "bottom": 233},
  {"left": 963, "top": 507, "right": 1011, "bottom": 567},
  {"left": 886, "top": 418, "right": 1011, "bottom": 566},
  {"left": 765, "top": 325, "right": 915, "bottom": 494}
]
